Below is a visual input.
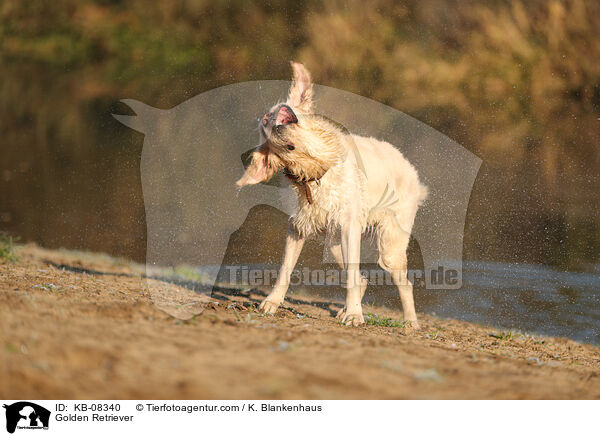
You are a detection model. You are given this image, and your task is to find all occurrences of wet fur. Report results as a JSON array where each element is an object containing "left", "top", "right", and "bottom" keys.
[{"left": 237, "top": 62, "right": 427, "bottom": 327}]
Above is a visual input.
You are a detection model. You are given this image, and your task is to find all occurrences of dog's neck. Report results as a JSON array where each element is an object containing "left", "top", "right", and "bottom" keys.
[
  {"left": 281, "top": 144, "right": 342, "bottom": 182},
  {"left": 279, "top": 126, "right": 347, "bottom": 203},
  {"left": 282, "top": 167, "right": 323, "bottom": 204},
  {"left": 282, "top": 154, "right": 335, "bottom": 205},
  {"left": 282, "top": 163, "right": 327, "bottom": 183}
]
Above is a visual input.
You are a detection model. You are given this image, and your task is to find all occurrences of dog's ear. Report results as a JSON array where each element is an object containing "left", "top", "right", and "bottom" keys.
[
  {"left": 236, "top": 145, "right": 282, "bottom": 187},
  {"left": 288, "top": 61, "right": 313, "bottom": 113}
]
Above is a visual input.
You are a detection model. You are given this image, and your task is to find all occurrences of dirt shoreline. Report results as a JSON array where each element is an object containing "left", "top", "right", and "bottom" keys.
[{"left": 1, "top": 244, "right": 599, "bottom": 399}]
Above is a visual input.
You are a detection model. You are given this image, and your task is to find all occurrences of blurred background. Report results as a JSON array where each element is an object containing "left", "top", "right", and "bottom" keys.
[{"left": 1, "top": 0, "right": 599, "bottom": 340}]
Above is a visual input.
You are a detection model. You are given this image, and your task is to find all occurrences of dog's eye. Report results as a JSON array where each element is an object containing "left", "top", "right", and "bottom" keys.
[{"left": 287, "top": 144, "right": 295, "bottom": 151}]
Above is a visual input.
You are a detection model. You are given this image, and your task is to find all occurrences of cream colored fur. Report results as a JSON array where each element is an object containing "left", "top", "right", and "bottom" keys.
[{"left": 237, "top": 62, "right": 427, "bottom": 328}]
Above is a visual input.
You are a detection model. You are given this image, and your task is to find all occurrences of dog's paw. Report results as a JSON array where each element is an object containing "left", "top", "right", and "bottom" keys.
[
  {"left": 405, "top": 319, "right": 421, "bottom": 331},
  {"left": 340, "top": 311, "right": 365, "bottom": 327},
  {"left": 259, "top": 298, "right": 281, "bottom": 315},
  {"left": 336, "top": 306, "right": 347, "bottom": 319}
]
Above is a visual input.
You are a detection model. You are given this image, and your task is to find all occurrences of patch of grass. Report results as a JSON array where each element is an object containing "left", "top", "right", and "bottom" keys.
[
  {"left": 425, "top": 330, "right": 440, "bottom": 340},
  {"left": 238, "top": 312, "right": 259, "bottom": 325},
  {"left": 32, "top": 283, "right": 61, "bottom": 292},
  {"left": 489, "top": 329, "right": 548, "bottom": 344},
  {"left": 365, "top": 313, "right": 406, "bottom": 328},
  {"left": 227, "top": 304, "right": 259, "bottom": 325},
  {"left": 488, "top": 330, "right": 515, "bottom": 341},
  {"left": 173, "top": 265, "right": 205, "bottom": 282},
  {"left": 0, "top": 232, "right": 18, "bottom": 262},
  {"left": 425, "top": 326, "right": 446, "bottom": 340}
]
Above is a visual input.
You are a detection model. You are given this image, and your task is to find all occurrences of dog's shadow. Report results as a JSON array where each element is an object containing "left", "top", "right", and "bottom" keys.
[
  {"left": 44, "top": 203, "right": 423, "bottom": 319},
  {"left": 44, "top": 241, "right": 343, "bottom": 320}
]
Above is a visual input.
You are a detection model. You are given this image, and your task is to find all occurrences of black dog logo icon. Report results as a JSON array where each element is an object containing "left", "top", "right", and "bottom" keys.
[{"left": 3, "top": 402, "right": 50, "bottom": 434}]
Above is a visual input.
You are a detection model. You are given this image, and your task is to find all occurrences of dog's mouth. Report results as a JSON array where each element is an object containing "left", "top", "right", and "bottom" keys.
[
  {"left": 275, "top": 105, "right": 298, "bottom": 125},
  {"left": 260, "top": 104, "right": 298, "bottom": 137}
]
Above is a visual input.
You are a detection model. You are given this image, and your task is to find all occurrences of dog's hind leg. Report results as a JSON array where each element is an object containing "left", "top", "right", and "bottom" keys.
[
  {"left": 259, "top": 224, "right": 305, "bottom": 314},
  {"left": 377, "top": 216, "right": 420, "bottom": 329},
  {"left": 329, "top": 241, "right": 367, "bottom": 320}
]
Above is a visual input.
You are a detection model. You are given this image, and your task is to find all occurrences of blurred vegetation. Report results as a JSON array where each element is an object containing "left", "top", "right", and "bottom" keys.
[
  {"left": 0, "top": 0, "right": 599, "bottom": 267},
  {"left": 0, "top": 232, "right": 18, "bottom": 262}
]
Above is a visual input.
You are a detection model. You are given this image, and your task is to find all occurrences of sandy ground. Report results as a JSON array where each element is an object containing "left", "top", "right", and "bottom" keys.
[{"left": 1, "top": 244, "right": 599, "bottom": 399}]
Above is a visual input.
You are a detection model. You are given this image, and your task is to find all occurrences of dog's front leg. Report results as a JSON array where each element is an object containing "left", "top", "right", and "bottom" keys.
[
  {"left": 340, "top": 219, "right": 365, "bottom": 326},
  {"left": 259, "top": 224, "right": 305, "bottom": 314},
  {"left": 329, "top": 241, "right": 367, "bottom": 320}
]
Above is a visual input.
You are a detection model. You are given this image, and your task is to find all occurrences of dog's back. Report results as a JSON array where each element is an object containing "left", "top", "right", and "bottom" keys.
[{"left": 349, "top": 134, "right": 427, "bottom": 233}]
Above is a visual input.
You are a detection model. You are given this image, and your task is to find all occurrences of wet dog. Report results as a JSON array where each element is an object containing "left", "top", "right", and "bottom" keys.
[{"left": 237, "top": 62, "right": 427, "bottom": 327}]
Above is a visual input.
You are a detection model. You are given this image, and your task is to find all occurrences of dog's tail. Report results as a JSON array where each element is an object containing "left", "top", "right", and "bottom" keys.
[{"left": 417, "top": 184, "right": 429, "bottom": 206}]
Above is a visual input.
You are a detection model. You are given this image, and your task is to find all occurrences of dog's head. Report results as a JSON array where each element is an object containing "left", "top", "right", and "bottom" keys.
[{"left": 237, "top": 62, "right": 343, "bottom": 187}]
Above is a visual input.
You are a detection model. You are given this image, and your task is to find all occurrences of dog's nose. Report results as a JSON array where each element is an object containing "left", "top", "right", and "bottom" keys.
[{"left": 262, "top": 113, "right": 269, "bottom": 126}]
